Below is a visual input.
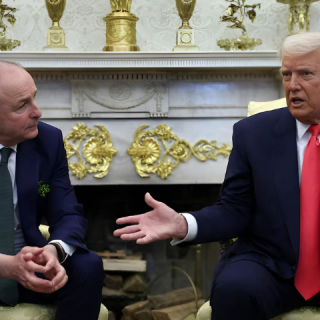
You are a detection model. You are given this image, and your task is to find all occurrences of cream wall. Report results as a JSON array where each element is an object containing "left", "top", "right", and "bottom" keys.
[{"left": 4, "top": 0, "right": 320, "bottom": 52}]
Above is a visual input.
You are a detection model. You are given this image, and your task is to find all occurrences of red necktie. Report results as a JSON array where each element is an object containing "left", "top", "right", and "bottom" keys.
[{"left": 295, "top": 124, "right": 320, "bottom": 300}]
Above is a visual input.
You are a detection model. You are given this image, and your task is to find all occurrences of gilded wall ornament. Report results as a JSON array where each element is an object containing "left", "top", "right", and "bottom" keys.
[
  {"left": 63, "top": 123, "right": 117, "bottom": 179},
  {"left": 218, "top": 0, "right": 262, "bottom": 51},
  {"left": 128, "top": 124, "right": 232, "bottom": 180},
  {"left": 0, "top": 0, "right": 20, "bottom": 51}
]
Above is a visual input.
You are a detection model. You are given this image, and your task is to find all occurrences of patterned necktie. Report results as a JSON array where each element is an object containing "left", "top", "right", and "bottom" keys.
[
  {"left": 0, "top": 147, "right": 18, "bottom": 306},
  {"left": 295, "top": 124, "right": 320, "bottom": 300}
]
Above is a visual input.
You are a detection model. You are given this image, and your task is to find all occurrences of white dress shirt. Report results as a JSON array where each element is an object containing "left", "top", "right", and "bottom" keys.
[
  {"left": 0, "top": 144, "right": 75, "bottom": 259},
  {"left": 172, "top": 120, "right": 315, "bottom": 245}
]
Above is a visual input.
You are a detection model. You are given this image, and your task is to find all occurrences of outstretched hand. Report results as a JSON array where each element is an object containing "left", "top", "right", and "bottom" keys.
[{"left": 114, "top": 193, "right": 188, "bottom": 244}]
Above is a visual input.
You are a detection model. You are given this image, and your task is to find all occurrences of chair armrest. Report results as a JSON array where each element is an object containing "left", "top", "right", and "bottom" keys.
[{"left": 39, "top": 225, "right": 50, "bottom": 240}]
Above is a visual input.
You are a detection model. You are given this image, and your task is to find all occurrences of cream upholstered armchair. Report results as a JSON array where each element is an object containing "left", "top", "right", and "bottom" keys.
[
  {"left": 0, "top": 225, "right": 109, "bottom": 320},
  {"left": 196, "top": 98, "right": 320, "bottom": 320}
]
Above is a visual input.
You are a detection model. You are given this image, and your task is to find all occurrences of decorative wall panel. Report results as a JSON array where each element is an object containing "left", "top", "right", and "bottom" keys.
[{"left": 71, "top": 80, "right": 168, "bottom": 118}]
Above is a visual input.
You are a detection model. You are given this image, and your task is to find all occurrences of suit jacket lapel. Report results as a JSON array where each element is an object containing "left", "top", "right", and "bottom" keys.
[
  {"left": 272, "top": 108, "right": 300, "bottom": 260},
  {"left": 16, "top": 139, "right": 46, "bottom": 247}
]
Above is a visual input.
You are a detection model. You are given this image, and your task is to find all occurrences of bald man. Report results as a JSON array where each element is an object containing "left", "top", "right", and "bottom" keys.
[{"left": 0, "top": 60, "right": 104, "bottom": 320}]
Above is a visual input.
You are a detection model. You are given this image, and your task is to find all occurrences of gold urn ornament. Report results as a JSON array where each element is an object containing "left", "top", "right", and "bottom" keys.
[
  {"left": 44, "top": 0, "right": 69, "bottom": 51},
  {"left": 103, "top": 0, "right": 140, "bottom": 51},
  {"left": 173, "top": 0, "right": 199, "bottom": 51},
  {"left": 277, "top": 0, "right": 319, "bottom": 36}
]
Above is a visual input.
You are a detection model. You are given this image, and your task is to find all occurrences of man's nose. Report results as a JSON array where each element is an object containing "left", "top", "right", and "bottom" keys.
[
  {"left": 31, "top": 102, "right": 42, "bottom": 118},
  {"left": 288, "top": 75, "right": 301, "bottom": 91}
]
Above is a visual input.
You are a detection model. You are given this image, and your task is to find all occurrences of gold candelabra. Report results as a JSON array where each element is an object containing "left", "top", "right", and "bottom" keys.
[
  {"left": 44, "top": 0, "right": 69, "bottom": 51},
  {"left": 277, "top": 0, "right": 319, "bottom": 35},
  {"left": 0, "top": 0, "right": 20, "bottom": 51},
  {"left": 103, "top": 0, "right": 140, "bottom": 51},
  {"left": 173, "top": 0, "right": 199, "bottom": 51}
]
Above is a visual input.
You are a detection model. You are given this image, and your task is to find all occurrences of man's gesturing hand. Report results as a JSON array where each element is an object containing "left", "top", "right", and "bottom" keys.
[
  {"left": 23, "top": 245, "right": 68, "bottom": 293},
  {"left": 114, "top": 193, "right": 188, "bottom": 244}
]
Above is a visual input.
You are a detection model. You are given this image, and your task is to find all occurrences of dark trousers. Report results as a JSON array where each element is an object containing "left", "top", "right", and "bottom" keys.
[
  {"left": 210, "top": 260, "right": 320, "bottom": 320},
  {"left": 18, "top": 250, "right": 104, "bottom": 320}
]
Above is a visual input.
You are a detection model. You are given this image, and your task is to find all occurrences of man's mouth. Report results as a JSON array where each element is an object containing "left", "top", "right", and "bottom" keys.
[{"left": 291, "top": 98, "right": 305, "bottom": 106}]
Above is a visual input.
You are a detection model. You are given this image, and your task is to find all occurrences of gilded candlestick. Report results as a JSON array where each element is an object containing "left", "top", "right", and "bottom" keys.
[{"left": 44, "top": 0, "right": 69, "bottom": 51}]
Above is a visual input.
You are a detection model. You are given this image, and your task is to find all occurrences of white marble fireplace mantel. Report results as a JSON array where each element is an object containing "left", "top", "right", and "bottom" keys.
[
  {"left": 0, "top": 51, "right": 281, "bottom": 70},
  {"left": 0, "top": 52, "right": 284, "bottom": 185}
]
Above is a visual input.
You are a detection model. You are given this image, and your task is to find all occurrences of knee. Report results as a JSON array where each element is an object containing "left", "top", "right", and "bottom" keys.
[
  {"left": 85, "top": 251, "right": 104, "bottom": 273},
  {"left": 211, "top": 274, "right": 258, "bottom": 307},
  {"left": 66, "top": 250, "right": 104, "bottom": 284}
]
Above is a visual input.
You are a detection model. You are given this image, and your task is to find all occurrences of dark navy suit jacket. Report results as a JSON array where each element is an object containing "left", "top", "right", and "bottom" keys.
[
  {"left": 191, "top": 107, "right": 301, "bottom": 280},
  {"left": 15, "top": 121, "right": 88, "bottom": 251}
]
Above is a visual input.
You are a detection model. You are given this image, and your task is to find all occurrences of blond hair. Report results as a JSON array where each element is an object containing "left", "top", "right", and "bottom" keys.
[{"left": 280, "top": 32, "right": 320, "bottom": 59}]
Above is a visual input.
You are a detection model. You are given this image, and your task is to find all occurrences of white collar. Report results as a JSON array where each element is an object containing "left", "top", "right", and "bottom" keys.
[
  {"left": 296, "top": 120, "right": 313, "bottom": 141},
  {"left": 0, "top": 144, "right": 17, "bottom": 153}
]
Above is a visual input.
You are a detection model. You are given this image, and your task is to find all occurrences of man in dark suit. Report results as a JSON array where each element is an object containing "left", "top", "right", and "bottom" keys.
[
  {"left": 114, "top": 32, "right": 320, "bottom": 319},
  {"left": 0, "top": 60, "right": 104, "bottom": 319}
]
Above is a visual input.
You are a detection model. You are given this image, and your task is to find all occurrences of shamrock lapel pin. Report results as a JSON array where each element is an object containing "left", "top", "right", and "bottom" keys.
[{"left": 38, "top": 181, "right": 50, "bottom": 197}]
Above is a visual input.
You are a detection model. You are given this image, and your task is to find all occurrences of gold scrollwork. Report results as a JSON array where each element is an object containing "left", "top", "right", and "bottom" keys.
[
  {"left": 63, "top": 123, "right": 117, "bottom": 179},
  {"left": 127, "top": 124, "right": 232, "bottom": 180}
]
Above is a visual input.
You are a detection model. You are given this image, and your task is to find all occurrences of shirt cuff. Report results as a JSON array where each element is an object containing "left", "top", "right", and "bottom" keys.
[
  {"left": 49, "top": 240, "right": 76, "bottom": 263},
  {"left": 170, "top": 213, "right": 198, "bottom": 246}
]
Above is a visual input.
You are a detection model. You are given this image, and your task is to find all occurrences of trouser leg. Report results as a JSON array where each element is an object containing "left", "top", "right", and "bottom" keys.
[{"left": 210, "top": 260, "right": 305, "bottom": 320}]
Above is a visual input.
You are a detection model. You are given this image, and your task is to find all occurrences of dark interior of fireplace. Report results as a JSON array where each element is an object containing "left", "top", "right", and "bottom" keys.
[{"left": 74, "top": 184, "right": 222, "bottom": 318}]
